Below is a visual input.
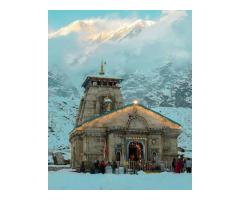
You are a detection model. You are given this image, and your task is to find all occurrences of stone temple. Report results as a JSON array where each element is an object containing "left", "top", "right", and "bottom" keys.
[{"left": 69, "top": 63, "right": 182, "bottom": 169}]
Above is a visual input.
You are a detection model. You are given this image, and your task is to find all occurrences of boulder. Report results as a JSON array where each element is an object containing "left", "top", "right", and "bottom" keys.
[{"left": 52, "top": 152, "right": 65, "bottom": 165}]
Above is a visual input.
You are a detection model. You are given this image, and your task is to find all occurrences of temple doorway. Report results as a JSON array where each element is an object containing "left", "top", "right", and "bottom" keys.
[{"left": 128, "top": 141, "right": 144, "bottom": 161}]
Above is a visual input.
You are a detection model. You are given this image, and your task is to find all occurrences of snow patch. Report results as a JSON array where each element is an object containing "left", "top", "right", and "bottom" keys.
[{"left": 48, "top": 169, "right": 192, "bottom": 190}]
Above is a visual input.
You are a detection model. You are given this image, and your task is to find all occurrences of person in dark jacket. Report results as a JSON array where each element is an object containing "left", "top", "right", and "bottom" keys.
[
  {"left": 172, "top": 158, "right": 176, "bottom": 172},
  {"left": 183, "top": 158, "right": 187, "bottom": 172},
  {"left": 99, "top": 160, "right": 106, "bottom": 174},
  {"left": 112, "top": 161, "right": 118, "bottom": 174},
  {"left": 181, "top": 158, "right": 185, "bottom": 172},
  {"left": 80, "top": 161, "right": 85, "bottom": 173},
  {"left": 94, "top": 160, "right": 100, "bottom": 173},
  {"left": 186, "top": 158, "right": 192, "bottom": 173}
]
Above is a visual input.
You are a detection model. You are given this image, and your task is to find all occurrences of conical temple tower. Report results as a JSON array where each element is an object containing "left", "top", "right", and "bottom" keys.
[{"left": 76, "top": 62, "right": 124, "bottom": 126}]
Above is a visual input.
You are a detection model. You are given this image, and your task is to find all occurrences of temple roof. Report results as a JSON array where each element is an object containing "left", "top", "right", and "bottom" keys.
[
  {"left": 82, "top": 61, "right": 124, "bottom": 88},
  {"left": 82, "top": 75, "right": 123, "bottom": 88},
  {"left": 73, "top": 103, "right": 181, "bottom": 131}
]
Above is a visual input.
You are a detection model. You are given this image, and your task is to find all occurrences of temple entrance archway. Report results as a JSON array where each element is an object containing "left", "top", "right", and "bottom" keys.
[{"left": 128, "top": 141, "right": 144, "bottom": 161}]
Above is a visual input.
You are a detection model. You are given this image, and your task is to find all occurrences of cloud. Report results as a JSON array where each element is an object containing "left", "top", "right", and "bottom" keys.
[{"left": 48, "top": 10, "right": 191, "bottom": 77}]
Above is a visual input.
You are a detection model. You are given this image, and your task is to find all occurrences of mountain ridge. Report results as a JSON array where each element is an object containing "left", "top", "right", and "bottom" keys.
[{"left": 48, "top": 19, "right": 156, "bottom": 42}]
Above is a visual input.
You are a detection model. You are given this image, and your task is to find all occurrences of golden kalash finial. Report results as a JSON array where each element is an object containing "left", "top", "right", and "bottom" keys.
[{"left": 99, "top": 60, "right": 106, "bottom": 75}]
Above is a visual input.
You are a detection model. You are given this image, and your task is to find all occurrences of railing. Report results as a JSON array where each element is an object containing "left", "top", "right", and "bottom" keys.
[{"left": 125, "top": 160, "right": 168, "bottom": 173}]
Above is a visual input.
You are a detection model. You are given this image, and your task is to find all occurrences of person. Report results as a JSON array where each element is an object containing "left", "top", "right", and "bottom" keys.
[
  {"left": 180, "top": 157, "right": 184, "bottom": 172},
  {"left": 80, "top": 161, "right": 85, "bottom": 173},
  {"left": 94, "top": 160, "right": 100, "bottom": 173},
  {"left": 175, "top": 158, "right": 183, "bottom": 173},
  {"left": 90, "top": 162, "right": 95, "bottom": 174},
  {"left": 99, "top": 160, "right": 106, "bottom": 174},
  {"left": 183, "top": 158, "right": 186, "bottom": 172},
  {"left": 124, "top": 160, "right": 128, "bottom": 174},
  {"left": 175, "top": 159, "right": 180, "bottom": 173},
  {"left": 112, "top": 161, "right": 118, "bottom": 174},
  {"left": 186, "top": 158, "right": 192, "bottom": 173},
  {"left": 172, "top": 158, "right": 176, "bottom": 172},
  {"left": 130, "top": 154, "right": 135, "bottom": 161},
  {"left": 105, "top": 162, "right": 112, "bottom": 174}
]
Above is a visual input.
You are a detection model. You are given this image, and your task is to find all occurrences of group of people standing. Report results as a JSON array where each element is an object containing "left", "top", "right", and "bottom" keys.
[
  {"left": 172, "top": 157, "right": 192, "bottom": 173},
  {"left": 78, "top": 157, "right": 192, "bottom": 174},
  {"left": 78, "top": 160, "right": 119, "bottom": 174},
  {"left": 94, "top": 160, "right": 118, "bottom": 174}
]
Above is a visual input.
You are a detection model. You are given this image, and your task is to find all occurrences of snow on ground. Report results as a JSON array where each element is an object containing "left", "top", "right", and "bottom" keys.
[{"left": 48, "top": 169, "right": 192, "bottom": 190}]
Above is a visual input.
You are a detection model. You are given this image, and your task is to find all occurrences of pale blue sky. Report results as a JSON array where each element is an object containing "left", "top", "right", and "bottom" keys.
[{"left": 48, "top": 10, "right": 191, "bottom": 30}]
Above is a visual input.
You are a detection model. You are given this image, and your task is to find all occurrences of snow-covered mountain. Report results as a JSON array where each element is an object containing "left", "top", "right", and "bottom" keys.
[
  {"left": 48, "top": 19, "right": 155, "bottom": 42},
  {"left": 48, "top": 67, "right": 80, "bottom": 151},
  {"left": 153, "top": 107, "right": 192, "bottom": 157},
  {"left": 121, "top": 63, "right": 192, "bottom": 108},
  {"left": 90, "top": 20, "right": 155, "bottom": 42}
]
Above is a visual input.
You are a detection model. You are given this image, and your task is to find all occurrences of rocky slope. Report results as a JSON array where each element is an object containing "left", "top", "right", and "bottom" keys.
[{"left": 120, "top": 63, "right": 192, "bottom": 108}]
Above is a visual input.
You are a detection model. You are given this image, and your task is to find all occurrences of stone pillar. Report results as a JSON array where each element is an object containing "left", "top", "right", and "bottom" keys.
[
  {"left": 96, "top": 100, "right": 100, "bottom": 114},
  {"left": 146, "top": 136, "right": 149, "bottom": 161},
  {"left": 122, "top": 136, "right": 126, "bottom": 165},
  {"left": 159, "top": 135, "right": 164, "bottom": 160}
]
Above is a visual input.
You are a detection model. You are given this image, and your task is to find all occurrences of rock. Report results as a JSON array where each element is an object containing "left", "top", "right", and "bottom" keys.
[
  {"left": 52, "top": 152, "right": 65, "bottom": 165},
  {"left": 64, "top": 159, "right": 70, "bottom": 165}
]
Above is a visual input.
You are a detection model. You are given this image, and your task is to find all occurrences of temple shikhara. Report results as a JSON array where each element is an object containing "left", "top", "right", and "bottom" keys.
[{"left": 69, "top": 63, "right": 182, "bottom": 169}]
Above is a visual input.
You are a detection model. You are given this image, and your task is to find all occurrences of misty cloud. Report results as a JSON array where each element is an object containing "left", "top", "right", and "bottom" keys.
[{"left": 48, "top": 10, "right": 191, "bottom": 77}]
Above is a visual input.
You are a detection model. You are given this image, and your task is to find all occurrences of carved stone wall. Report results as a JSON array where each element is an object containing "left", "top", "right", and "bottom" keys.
[
  {"left": 71, "top": 130, "right": 178, "bottom": 169},
  {"left": 77, "top": 86, "right": 123, "bottom": 125}
]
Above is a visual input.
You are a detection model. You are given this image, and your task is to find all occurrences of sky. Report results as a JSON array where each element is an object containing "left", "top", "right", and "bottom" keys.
[{"left": 48, "top": 10, "right": 167, "bottom": 30}]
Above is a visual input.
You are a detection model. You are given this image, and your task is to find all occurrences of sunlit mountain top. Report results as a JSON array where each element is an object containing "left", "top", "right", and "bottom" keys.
[{"left": 48, "top": 19, "right": 156, "bottom": 42}]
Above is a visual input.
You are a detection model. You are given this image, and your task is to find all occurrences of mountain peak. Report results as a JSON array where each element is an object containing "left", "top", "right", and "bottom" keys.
[{"left": 48, "top": 19, "right": 156, "bottom": 41}]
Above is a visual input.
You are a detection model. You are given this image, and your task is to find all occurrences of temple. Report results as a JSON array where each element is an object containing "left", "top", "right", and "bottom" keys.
[{"left": 69, "top": 63, "right": 182, "bottom": 169}]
